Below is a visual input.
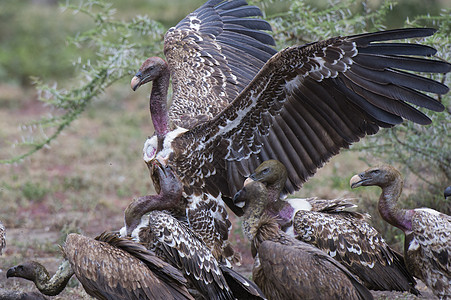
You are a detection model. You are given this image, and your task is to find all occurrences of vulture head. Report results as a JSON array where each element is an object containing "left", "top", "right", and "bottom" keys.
[
  {"left": 131, "top": 56, "right": 171, "bottom": 139},
  {"left": 7, "top": 261, "right": 44, "bottom": 282},
  {"left": 149, "top": 159, "right": 182, "bottom": 195},
  {"left": 7, "top": 260, "right": 73, "bottom": 296},
  {"left": 131, "top": 57, "right": 169, "bottom": 91},
  {"left": 350, "top": 165, "right": 402, "bottom": 189},
  {"left": 249, "top": 160, "right": 288, "bottom": 191}
]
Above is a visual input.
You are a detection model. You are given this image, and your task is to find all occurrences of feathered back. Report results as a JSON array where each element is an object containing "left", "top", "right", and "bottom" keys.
[
  {"left": 64, "top": 232, "right": 193, "bottom": 300},
  {"left": 164, "top": 0, "right": 277, "bottom": 128}
]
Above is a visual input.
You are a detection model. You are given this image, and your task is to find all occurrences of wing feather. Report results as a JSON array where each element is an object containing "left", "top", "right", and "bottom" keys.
[
  {"left": 64, "top": 233, "right": 192, "bottom": 300},
  {"left": 218, "top": 5, "right": 263, "bottom": 18},
  {"left": 293, "top": 211, "right": 418, "bottom": 293},
  {"left": 173, "top": 27, "right": 449, "bottom": 207},
  {"left": 255, "top": 240, "right": 371, "bottom": 299},
  {"left": 164, "top": 0, "right": 276, "bottom": 128},
  {"left": 408, "top": 210, "right": 451, "bottom": 296},
  {"left": 143, "top": 211, "right": 234, "bottom": 300}
]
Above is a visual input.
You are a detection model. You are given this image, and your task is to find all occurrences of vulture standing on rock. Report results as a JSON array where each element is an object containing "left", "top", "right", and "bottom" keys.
[
  {"left": 7, "top": 232, "right": 193, "bottom": 300},
  {"left": 233, "top": 179, "right": 373, "bottom": 300},
  {"left": 350, "top": 165, "right": 451, "bottom": 299},
  {"left": 122, "top": 161, "right": 265, "bottom": 300},
  {"left": 127, "top": 0, "right": 451, "bottom": 266},
  {"left": 243, "top": 159, "right": 418, "bottom": 294}
]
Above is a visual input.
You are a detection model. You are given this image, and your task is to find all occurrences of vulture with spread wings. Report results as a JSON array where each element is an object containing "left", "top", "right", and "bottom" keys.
[{"left": 128, "top": 0, "right": 450, "bottom": 262}]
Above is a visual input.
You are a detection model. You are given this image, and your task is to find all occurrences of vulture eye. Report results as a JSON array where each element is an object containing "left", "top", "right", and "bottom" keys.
[
  {"left": 262, "top": 168, "right": 270, "bottom": 175},
  {"left": 371, "top": 170, "right": 380, "bottom": 175}
]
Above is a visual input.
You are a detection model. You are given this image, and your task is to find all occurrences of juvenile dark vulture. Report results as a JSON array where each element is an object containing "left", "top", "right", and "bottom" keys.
[
  {"left": 127, "top": 0, "right": 451, "bottom": 265},
  {"left": 242, "top": 159, "right": 418, "bottom": 294},
  {"left": 7, "top": 232, "right": 193, "bottom": 300},
  {"left": 233, "top": 179, "right": 373, "bottom": 300},
  {"left": 351, "top": 165, "right": 451, "bottom": 299}
]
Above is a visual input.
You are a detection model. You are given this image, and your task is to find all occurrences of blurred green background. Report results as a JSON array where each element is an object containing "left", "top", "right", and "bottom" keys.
[{"left": 0, "top": 0, "right": 448, "bottom": 86}]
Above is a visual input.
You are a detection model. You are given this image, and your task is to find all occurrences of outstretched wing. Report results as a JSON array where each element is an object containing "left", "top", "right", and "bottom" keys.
[
  {"left": 141, "top": 211, "right": 234, "bottom": 300},
  {"left": 164, "top": 0, "right": 276, "bottom": 128},
  {"left": 174, "top": 28, "right": 449, "bottom": 199}
]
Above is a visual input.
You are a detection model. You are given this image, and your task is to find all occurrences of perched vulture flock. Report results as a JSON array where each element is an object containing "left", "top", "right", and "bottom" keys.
[{"left": 4, "top": 0, "right": 451, "bottom": 299}]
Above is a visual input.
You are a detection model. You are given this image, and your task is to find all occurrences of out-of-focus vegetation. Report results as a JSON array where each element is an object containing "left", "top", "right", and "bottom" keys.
[{"left": 0, "top": 0, "right": 449, "bottom": 257}]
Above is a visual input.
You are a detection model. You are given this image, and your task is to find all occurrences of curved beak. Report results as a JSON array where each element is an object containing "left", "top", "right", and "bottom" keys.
[
  {"left": 150, "top": 159, "right": 167, "bottom": 177},
  {"left": 131, "top": 72, "right": 143, "bottom": 91},
  {"left": 350, "top": 174, "right": 364, "bottom": 189},
  {"left": 243, "top": 177, "right": 254, "bottom": 186},
  {"left": 6, "top": 266, "right": 16, "bottom": 278}
]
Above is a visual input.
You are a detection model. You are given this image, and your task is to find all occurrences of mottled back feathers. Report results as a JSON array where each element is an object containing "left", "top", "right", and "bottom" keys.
[
  {"left": 64, "top": 233, "right": 193, "bottom": 300},
  {"left": 164, "top": 0, "right": 276, "bottom": 129}
]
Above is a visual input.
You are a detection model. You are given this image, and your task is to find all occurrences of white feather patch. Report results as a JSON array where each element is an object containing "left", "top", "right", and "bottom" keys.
[
  {"left": 189, "top": 16, "right": 201, "bottom": 31},
  {"left": 132, "top": 214, "right": 151, "bottom": 241},
  {"left": 143, "top": 127, "right": 188, "bottom": 163},
  {"left": 143, "top": 136, "right": 158, "bottom": 162},
  {"left": 408, "top": 237, "right": 420, "bottom": 251},
  {"left": 287, "top": 198, "right": 313, "bottom": 212}
]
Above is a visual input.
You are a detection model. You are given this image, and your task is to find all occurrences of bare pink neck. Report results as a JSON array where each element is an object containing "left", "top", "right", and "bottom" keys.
[
  {"left": 150, "top": 66, "right": 170, "bottom": 138},
  {"left": 378, "top": 179, "right": 413, "bottom": 232}
]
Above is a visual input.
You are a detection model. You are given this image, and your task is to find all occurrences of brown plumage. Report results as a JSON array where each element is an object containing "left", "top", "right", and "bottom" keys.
[
  {"left": 129, "top": 0, "right": 277, "bottom": 263},
  {"left": 0, "top": 220, "right": 5, "bottom": 255},
  {"left": 129, "top": 0, "right": 450, "bottom": 272},
  {"left": 124, "top": 210, "right": 265, "bottom": 300},
  {"left": 351, "top": 165, "right": 451, "bottom": 299},
  {"left": 7, "top": 232, "right": 193, "bottom": 300},
  {"left": 131, "top": 0, "right": 276, "bottom": 131},
  {"left": 234, "top": 180, "right": 373, "bottom": 300},
  {"left": 241, "top": 159, "right": 418, "bottom": 294}
]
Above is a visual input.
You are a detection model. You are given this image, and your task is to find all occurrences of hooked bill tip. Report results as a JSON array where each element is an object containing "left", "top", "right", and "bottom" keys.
[
  {"left": 131, "top": 76, "right": 141, "bottom": 91},
  {"left": 349, "top": 174, "right": 362, "bottom": 188}
]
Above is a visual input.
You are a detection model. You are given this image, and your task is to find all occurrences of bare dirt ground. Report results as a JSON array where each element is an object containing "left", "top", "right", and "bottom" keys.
[{"left": 0, "top": 85, "right": 438, "bottom": 299}]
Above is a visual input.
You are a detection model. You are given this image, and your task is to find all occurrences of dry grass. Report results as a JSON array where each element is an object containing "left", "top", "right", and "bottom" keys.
[{"left": 0, "top": 82, "right": 154, "bottom": 296}]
